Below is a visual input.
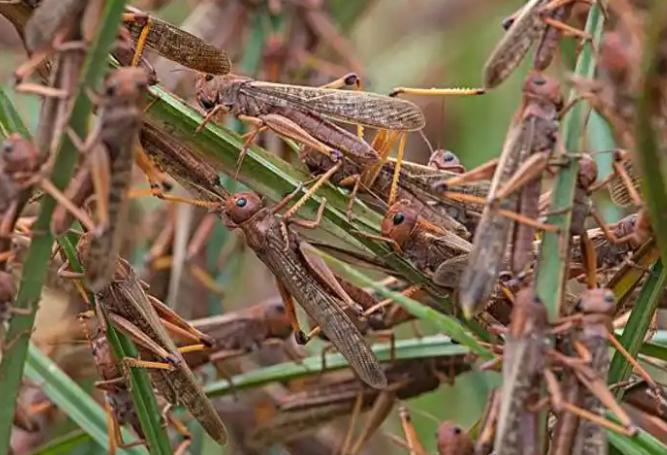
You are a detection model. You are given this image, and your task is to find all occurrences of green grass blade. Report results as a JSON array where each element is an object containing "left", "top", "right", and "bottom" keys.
[
  {"left": 205, "top": 335, "right": 468, "bottom": 397},
  {"left": 0, "top": 87, "right": 30, "bottom": 139},
  {"left": 57, "top": 236, "right": 172, "bottom": 455},
  {"left": 30, "top": 430, "right": 92, "bottom": 455},
  {"left": 534, "top": 4, "right": 606, "bottom": 321},
  {"left": 635, "top": 1, "right": 667, "bottom": 266},
  {"left": 24, "top": 344, "right": 147, "bottom": 455},
  {"left": 0, "top": 1, "right": 128, "bottom": 451},
  {"left": 609, "top": 261, "right": 667, "bottom": 395},
  {"left": 609, "top": 427, "right": 667, "bottom": 455}
]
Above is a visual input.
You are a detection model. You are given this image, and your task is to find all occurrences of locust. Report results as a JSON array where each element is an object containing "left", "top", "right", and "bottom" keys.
[
  {"left": 483, "top": 0, "right": 588, "bottom": 88},
  {"left": 494, "top": 287, "right": 549, "bottom": 455},
  {"left": 123, "top": 5, "right": 231, "bottom": 74},
  {"left": 221, "top": 189, "right": 387, "bottom": 389},
  {"left": 185, "top": 298, "right": 294, "bottom": 369},
  {"left": 379, "top": 199, "right": 472, "bottom": 289},
  {"left": 50, "top": 67, "right": 149, "bottom": 293},
  {"left": 395, "top": 408, "right": 473, "bottom": 455},
  {"left": 458, "top": 72, "right": 562, "bottom": 317},
  {"left": 195, "top": 73, "right": 425, "bottom": 171},
  {"left": 13, "top": 0, "right": 94, "bottom": 83},
  {"left": 249, "top": 355, "right": 470, "bottom": 451},
  {"left": 74, "top": 253, "right": 229, "bottom": 445},
  {"left": 1, "top": 134, "right": 41, "bottom": 261},
  {"left": 548, "top": 288, "right": 644, "bottom": 454},
  {"left": 79, "top": 312, "right": 147, "bottom": 452}
]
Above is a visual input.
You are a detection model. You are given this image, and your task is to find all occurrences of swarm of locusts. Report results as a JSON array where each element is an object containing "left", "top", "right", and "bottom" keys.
[{"left": 1, "top": 0, "right": 667, "bottom": 454}]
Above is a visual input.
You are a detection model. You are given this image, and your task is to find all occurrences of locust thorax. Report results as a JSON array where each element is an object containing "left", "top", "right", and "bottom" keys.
[
  {"left": 224, "top": 192, "right": 264, "bottom": 224},
  {"left": 1, "top": 134, "right": 40, "bottom": 178},
  {"left": 575, "top": 288, "right": 615, "bottom": 316},
  {"left": 381, "top": 200, "right": 418, "bottom": 248},
  {"left": 263, "top": 299, "right": 292, "bottom": 338},
  {"left": 428, "top": 149, "right": 465, "bottom": 174},
  {"left": 522, "top": 72, "right": 563, "bottom": 111},
  {"left": 577, "top": 155, "right": 598, "bottom": 190}
]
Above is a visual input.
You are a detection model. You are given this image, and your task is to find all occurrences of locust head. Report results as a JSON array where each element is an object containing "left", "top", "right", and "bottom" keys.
[
  {"left": 1, "top": 134, "right": 40, "bottom": 177},
  {"left": 522, "top": 72, "right": 563, "bottom": 111},
  {"left": 575, "top": 288, "right": 615, "bottom": 316},
  {"left": 196, "top": 73, "right": 246, "bottom": 112},
  {"left": 428, "top": 149, "right": 465, "bottom": 174},
  {"left": 263, "top": 299, "right": 292, "bottom": 339},
  {"left": 381, "top": 200, "right": 418, "bottom": 250},
  {"left": 103, "top": 67, "right": 150, "bottom": 106},
  {"left": 437, "top": 421, "right": 473, "bottom": 455},
  {"left": 224, "top": 192, "right": 264, "bottom": 225},
  {"left": 577, "top": 154, "right": 598, "bottom": 190}
]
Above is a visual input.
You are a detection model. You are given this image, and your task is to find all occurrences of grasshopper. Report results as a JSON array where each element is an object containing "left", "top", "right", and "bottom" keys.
[
  {"left": 221, "top": 189, "right": 387, "bottom": 389},
  {"left": 186, "top": 298, "right": 294, "bottom": 369},
  {"left": 80, "top": 313, "right": 147, "bottom": 451},
  {"left": 50, "top": 67, "right": 150, "bottom": 293},
  {"left": 249, "top": 356, "right": 470, "bottom": 451},
  {"left": 195, "top": 73, "right": 425, "bottom": 171},
  {"left": 379, "top": 199, "right": 472, "bottom": 289},
  {"left": 122, "top": 5, "right": 231, "bottom": 74},
  {"left": 483, "top": 0, "right": 589, "bottom": 88},
  {"left": 1, "top": 134, "right": 41, "bottom": 261},
  {"left": 458, "top": 72, "right": 562, "bottom": 317},
  {"left": 494, "top": 287, "right": 549, "bottom": 455},
  {"left": 74, "top": 253, "right": 229, "bottom": 445}
]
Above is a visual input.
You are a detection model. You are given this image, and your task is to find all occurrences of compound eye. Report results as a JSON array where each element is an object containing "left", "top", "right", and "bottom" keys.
[
  {"left": 443, "top": 151, "right": 456, "bottom": 162},
  {"left": 3, "top": 142, "right": 13, "bottom": 154},
  {"left": 205, "top": 74, "right": 214, "bottom": 82},
  {"left": 105, "top": 84, "right": 116, "bottom": 97},
  {"left": 236, "top": 197, "right": 247, "bottom": 208},
  {"left": 199, "top": 97, "right": 216, "bottom": 111},
  {"left": 393, "top": 213, "right": 405, "bottom": 225},
  {"left": 604, "top": 292, "right": 615, "bottom": 304}
]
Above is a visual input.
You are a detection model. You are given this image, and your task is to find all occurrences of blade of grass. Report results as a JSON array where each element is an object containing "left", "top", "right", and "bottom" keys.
[
  {"left": 24, "top": 344, "right": 147, "bottom": 455},
  {"left": 534, "top": 4, "right": 605, "bottom": 321},
  {"left": 0, "top": 1, "right": 129, "bottom": 451},
  {"left": 0, "top": 87, "right": 30, "bottom": 139},
  {"left": 635, "top": 1, "right": 667, "bottom": 266},
  {"left": 609, "top": 261, "right": 666, "bottom": 396},
  {"left": 57, "top": 236, "right": 172, "bottom": 455},
  {"left": 30, "top": 430, "right": 91, "bottom": 455},
  {"left": 205, "top": 334, "right": 468, "bottom": 397},
  {"left": 608, "top": 425, "right": 667, "bottom": 455}
]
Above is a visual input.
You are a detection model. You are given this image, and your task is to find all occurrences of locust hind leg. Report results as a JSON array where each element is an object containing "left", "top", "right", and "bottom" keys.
[{"left": 275, "top": 278, "right": 308, "bottom": 345}]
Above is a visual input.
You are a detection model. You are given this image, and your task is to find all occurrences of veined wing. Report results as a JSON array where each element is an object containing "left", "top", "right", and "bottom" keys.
[
  {"left": 244, "top": 81, "right": 425, "bottom": 131},
  {"left": 483, "top": 0, "right": 549, "bottom": 88}
]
